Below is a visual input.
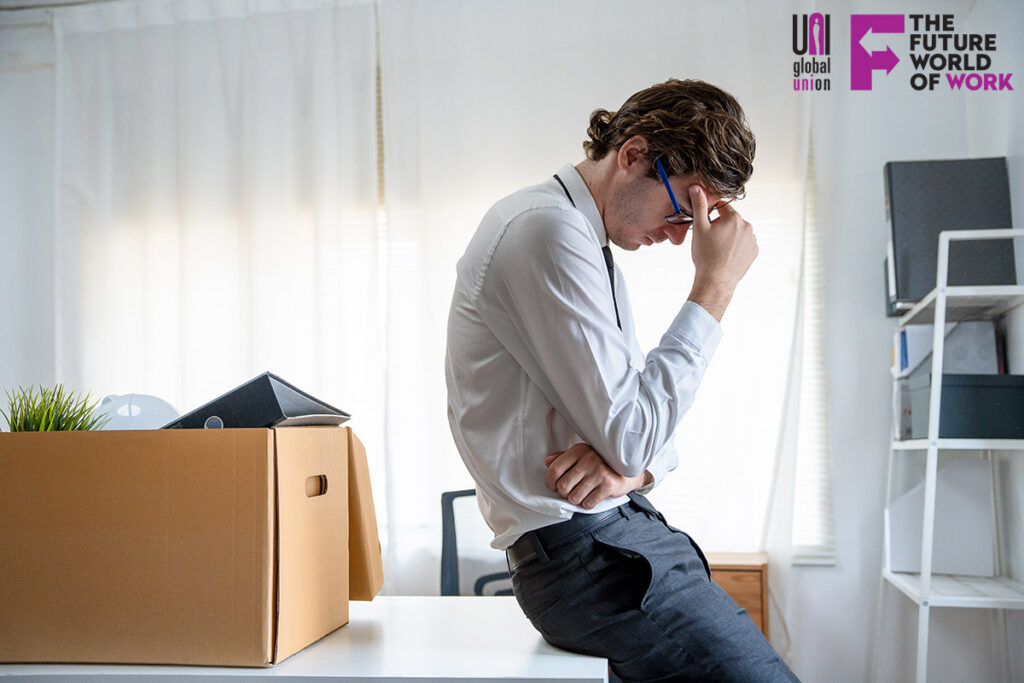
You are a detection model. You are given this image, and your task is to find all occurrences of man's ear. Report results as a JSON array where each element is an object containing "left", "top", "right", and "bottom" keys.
[{"left": 616, "top": 135, "right": 650, "bottom": 173}]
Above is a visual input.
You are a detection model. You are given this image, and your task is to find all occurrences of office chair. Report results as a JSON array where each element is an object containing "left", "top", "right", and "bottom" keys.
[{"left": 440, "top": 489, "right": 513, "bottom": 596}]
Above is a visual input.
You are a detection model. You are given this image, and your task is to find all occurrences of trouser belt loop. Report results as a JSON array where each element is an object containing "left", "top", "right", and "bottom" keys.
[
  {"left": 627, "top": 491, "right": 664, "bottom": 522},
  {"left": 505, "top": 529, "right": 550, "bottom": 574},
  {"left": 529, "top": 533, "right": 550, "bottom": 564}
]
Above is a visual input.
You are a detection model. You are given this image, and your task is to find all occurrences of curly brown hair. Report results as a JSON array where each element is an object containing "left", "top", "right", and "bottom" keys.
[{"left": 583, "top": 79, "right": 755, "bottom": 200}]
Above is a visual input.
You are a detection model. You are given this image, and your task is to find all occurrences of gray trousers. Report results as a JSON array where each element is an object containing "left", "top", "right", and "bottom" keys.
[{"left": 507, "top": 494, "right": 800, "bottom": 682}]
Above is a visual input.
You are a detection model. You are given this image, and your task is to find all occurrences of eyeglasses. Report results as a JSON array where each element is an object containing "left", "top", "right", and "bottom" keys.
[{"left": 655, "top": 157, "right": 733, "bottom": 225}]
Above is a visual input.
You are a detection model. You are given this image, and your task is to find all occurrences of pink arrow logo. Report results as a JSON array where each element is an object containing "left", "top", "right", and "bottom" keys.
[{"left": 851, "top": 15, "right": 905, "bottom": 90}]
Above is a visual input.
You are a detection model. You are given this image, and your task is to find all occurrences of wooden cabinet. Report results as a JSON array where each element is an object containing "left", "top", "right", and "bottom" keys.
[{"left": 707, "top": 552, "right": 769, "bottom": 638}]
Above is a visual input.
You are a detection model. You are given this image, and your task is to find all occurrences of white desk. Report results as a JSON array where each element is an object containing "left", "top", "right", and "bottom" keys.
[{"left": 0, "top": 596, "right": 607, "bottom": 683}]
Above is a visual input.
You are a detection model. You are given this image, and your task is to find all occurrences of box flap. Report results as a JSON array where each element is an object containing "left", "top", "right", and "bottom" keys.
[
  {"left": 346, "top": 428, "right": 384, "bottom": 600},
  {"left": 272, "top": 427, "right": 350, "bottom": 664}
]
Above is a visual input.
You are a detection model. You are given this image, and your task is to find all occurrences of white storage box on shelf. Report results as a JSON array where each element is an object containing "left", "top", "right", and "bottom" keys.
[{"left": 886, "top": 459, "right": 993, "bottom": 577}]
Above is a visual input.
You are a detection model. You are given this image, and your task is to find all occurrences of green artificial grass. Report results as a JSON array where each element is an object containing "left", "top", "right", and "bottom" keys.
[{"left": 1, "top": 384, "right": 110, "bottom": 432}]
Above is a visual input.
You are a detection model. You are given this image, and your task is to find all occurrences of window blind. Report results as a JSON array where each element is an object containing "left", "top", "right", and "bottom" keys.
[{"left": 792, "top": 137, "right": 837, "bottom": 564}]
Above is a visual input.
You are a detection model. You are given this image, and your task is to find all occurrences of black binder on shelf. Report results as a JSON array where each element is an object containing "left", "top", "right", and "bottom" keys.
[
  {"left": 885, "top": 253, "right": 910, "bottom": 317},
  {"left": 884, "top": 157, "right": 1016, "bottom": 317},
  {"left": 162, "top": 372, "right": 351, "bottom": 429}
]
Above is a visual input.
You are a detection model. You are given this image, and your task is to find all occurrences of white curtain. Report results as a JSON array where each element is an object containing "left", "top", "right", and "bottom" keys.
[
  {"left": 379, "top": 0, "right": 810, "bottom": 638},
  {"left": 49, "top": 0, "right": 812, "bottom": 651},
  {"left": 52, "top": 0, "right": 387, "bottom": 529}
]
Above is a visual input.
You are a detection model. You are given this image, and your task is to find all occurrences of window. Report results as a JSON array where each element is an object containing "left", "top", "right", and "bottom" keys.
[{"left": 791, "top": 138, "right": 836, "bottom": 564}]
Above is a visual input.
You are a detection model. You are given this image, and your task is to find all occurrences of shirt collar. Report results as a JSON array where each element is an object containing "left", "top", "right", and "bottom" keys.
[{"left": 555, "top": 163, "right": 608, "bottom": 247}]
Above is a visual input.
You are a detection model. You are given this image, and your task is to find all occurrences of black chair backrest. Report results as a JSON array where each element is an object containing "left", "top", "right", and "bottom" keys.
[{"left": 440, "top": 489, "right": 512, "bottom": 596}]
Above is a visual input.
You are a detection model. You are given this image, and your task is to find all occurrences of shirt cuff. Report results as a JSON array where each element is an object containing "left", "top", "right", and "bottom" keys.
[
  {"left": 635, "top": 451, "right": 672, "bottom": 495},
  {"left": 667, "top": 300, "right": 724, "bottom": 361}
]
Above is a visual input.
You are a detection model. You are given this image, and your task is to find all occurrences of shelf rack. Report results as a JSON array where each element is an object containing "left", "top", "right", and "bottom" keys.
[
  {"left": 883, "top": 229, "right": 1024, "bottom": 683},
  {"left": 891, "top": 438, "right": 1024, "bottom": 451},
  {"left": 897, "top": 285, "right": 1024, "bottom": 326},
  {"left": 883, "top": 569, "right": 1024, "bottom": 610}
]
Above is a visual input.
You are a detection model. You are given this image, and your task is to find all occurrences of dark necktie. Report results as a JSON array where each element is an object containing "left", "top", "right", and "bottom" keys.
[
  {"left": 601, "top": 245, "right": 622, "bottom": 330},
  {"left": 554, "top": 174, "right": 622, "bottom": 330}
]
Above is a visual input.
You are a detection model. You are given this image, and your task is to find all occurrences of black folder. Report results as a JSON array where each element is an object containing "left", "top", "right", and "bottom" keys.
[
  {"left": 162, "top": 372, "right": 350, "bottom": 429},
  {"left": 884, "top": 157, "right": 1016, "bottom": 316}
]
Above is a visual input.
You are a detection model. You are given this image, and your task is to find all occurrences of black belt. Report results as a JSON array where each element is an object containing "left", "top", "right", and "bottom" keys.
[
  {"left": 505, "top": 504, "right": 626, "bottom": 572},
  {"left": 506, "top": 492, "right": 711, "bottom": 580}
]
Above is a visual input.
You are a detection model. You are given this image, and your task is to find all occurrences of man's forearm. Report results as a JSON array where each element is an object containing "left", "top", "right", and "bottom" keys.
[{"left": 687, "top": 279, "right": 734, "bottom": 323}]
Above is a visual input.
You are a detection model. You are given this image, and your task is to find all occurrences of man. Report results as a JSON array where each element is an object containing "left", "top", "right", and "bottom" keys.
[{"left": 445, "top": 79, "right": 799, "bottom": 682}]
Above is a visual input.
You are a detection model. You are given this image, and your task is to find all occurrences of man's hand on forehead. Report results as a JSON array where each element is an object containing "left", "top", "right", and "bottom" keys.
[{"left": 685, "top": 183, "right": 758, "bottom": 321}]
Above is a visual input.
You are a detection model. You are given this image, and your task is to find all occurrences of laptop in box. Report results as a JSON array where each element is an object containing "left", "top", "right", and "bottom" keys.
[{"left": 162, "top": 372, "right": 350, "bottom": 429}]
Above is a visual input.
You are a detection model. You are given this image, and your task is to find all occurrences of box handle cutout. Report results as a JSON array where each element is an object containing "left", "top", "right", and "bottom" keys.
[{"left": 305, "top": 474, "right": 328, "bottom": 497}]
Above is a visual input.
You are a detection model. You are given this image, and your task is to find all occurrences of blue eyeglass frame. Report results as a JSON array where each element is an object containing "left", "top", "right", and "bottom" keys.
[{"left": 654, "top": 157, "right": 731, "bottom": 225}]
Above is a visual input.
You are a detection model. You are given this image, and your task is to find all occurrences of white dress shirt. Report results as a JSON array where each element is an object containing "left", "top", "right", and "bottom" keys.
[{"left": 445, "top": 164, "right": 723, "bottom": 549}]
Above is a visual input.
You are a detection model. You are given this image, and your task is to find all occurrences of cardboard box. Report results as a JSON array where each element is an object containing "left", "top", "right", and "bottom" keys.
[{"left": 0, "top": 426, "right": 383, "bottom": 667}]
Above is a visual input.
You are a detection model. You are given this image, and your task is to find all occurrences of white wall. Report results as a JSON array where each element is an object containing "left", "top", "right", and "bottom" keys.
[
  {"left": 785, "top": 1, "right": 1023, "bottom": 681},
  {"left": 963, "top": 0, "right": 1024, "bottom": 678}
]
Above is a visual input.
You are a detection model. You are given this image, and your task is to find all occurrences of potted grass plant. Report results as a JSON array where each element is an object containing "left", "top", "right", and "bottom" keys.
[{"left": 1, "top": 384, "right": 110, "bottom": 432}]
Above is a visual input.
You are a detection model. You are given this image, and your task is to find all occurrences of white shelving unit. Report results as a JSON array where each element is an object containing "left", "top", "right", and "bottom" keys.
[{"left": 883, "top": 229, "right": 1024, "bottom": 683}]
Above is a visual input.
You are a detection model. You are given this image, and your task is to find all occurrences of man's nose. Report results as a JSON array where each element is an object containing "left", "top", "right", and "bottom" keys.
[{"left": 664, "top": 224, "right": 688, "bottom": 245}]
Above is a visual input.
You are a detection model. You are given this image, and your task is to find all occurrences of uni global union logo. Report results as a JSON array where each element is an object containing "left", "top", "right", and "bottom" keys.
[{"left": 793, "top": 13, "right": 832, "bottom": 91}]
